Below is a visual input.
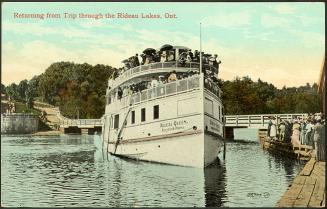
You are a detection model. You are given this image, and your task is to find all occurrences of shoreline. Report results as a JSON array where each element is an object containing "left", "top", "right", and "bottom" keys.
[{"left": 30, "top": 130, "right": 61, "bottom": 136}]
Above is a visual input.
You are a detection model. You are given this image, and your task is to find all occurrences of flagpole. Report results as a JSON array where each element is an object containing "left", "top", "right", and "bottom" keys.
[{"left": 200, "top": 22, "right": 202, "bottom": 73}]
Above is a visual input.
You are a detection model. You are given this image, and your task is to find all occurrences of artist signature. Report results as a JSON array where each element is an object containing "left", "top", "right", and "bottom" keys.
[{"left": 247, "top": 192, "right": 270, "bottom": 198}]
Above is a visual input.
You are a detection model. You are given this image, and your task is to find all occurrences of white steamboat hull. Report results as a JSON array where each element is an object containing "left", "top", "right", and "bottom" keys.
[{"left": 103, "top": 131, "right": 223, "bottom": 168}]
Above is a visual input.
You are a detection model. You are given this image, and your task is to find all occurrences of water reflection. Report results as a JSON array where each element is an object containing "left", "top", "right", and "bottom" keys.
[
  {"left": 1, "top": 134, "right": 304, "bottom": 207},
  {"left": 204, "top": 159, "right": 227, "bottom": 207}
]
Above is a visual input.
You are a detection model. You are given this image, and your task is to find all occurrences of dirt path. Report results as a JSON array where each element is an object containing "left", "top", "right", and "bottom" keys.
[{"left": 33, "top": 101, "right": 61, "bottom": 127}]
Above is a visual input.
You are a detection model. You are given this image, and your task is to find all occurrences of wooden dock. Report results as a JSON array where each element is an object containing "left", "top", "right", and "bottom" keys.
[
  {"left": 261, "top": 137, "right": 313, "bottom": 160},
  {"left": 276, "top": 158, "right": 325, "bottom": 207}
]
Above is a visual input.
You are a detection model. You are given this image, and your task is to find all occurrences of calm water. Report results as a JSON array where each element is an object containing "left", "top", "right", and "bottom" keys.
[{"left": 1, "top": 130, "right": 305, "bottom": 207}]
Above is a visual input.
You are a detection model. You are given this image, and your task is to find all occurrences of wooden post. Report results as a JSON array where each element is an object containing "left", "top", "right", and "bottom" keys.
[
  {"left": 223, "top": 127, "right": 226, "bottom": 160},
  {"left": 223, "top": 139, "right": 226, "bottom": 160}
]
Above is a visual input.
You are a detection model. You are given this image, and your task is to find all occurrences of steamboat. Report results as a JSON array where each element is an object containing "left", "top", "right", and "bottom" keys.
[{"left": 101, "top": 44, "right": 224, "bottom": 168}]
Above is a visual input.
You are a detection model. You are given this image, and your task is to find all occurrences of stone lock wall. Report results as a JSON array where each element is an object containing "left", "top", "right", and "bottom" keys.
[{"left": 1, "top": 113, "right": 39, "bottom": 134}]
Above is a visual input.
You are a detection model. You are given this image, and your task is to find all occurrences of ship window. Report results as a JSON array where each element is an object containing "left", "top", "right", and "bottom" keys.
[
  {"left": 141, "top": 108, "right": 146, "bottom": 122},
  {"left": 153, "top": 105, "right": 159, "bottom": 119},
  {"left": 114, "top": 114, "right": 119, "bottom": 129},
  {"left": 131, "top": 111, "right": 135, "bottom": 124},
  {"left": 108, "top": 96, "right": 111, "bottom": 104},
  {"left": 204, "top": 97, "right": 213, "bottom": 115},
  {"left": 218, "top": 106, "right": 221, "bottom": 119}
]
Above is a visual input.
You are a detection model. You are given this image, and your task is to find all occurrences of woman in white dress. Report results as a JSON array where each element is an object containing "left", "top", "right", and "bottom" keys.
[{"left": 269, "top": 117, "right": 277, "bottom": 139}]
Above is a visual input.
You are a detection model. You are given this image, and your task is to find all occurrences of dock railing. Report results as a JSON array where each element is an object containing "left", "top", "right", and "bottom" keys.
[
  {"left": 55, "top": 107, "right": 102, "bottom": 127},
  {"left": 224, "top": 113, "right": 308, "bottom": 128}
]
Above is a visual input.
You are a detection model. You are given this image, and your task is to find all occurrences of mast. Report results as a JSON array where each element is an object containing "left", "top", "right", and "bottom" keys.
[{"left": 200, "top": 22, "right": 202, "bottom": 73}]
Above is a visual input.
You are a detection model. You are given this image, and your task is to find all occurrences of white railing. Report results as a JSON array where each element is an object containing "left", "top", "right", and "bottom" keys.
[
  {"left": 109, "top": 74, "right": 201, "bottom": 108},
  {"left": 108, "top": 61, "right": 218, "bottom": 92},
  {"left": 56, "top": 107, "right": 102, "bottom": 127},
  {"left": 59, "top": 118, "right": 103, "bottom": 126},
  {"left": 224, "top": 113, "right": 309, "bottom": 127}
]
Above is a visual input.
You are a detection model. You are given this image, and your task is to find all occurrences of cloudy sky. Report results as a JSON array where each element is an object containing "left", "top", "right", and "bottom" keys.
[{"left": 2, "top": 2, "right": 325, "bottom": 88}]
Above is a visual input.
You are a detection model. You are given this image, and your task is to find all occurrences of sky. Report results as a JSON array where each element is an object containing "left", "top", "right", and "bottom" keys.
[{"left": 1, "top": 2, "right": 325, "bottom": 88}]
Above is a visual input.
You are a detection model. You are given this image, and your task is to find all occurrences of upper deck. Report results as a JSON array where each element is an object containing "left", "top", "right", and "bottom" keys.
[
  {"left": 108, "top": 61, "right": 218, "bottom": 93},
  {"left": 106, "top": 45, "right": 221, "bottom": 93},
  {"left": 105, "top": 73, "right": 223, "bottom": 112}
]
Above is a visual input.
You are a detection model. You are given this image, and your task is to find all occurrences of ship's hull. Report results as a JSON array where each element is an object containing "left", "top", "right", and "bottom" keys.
[
  {"left": 102, "top": 130, "right": 223, "bottom": 168},
  {"left": 102, "top": 73, "right": 224, "bottom": 168}
]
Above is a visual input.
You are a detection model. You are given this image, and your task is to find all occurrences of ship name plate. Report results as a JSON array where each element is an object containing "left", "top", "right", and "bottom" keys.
[{"left": 160, "top": 119, "right": 188, "bottom": 132}]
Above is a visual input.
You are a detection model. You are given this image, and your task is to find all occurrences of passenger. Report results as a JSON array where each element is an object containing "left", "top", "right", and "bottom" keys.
[
  {"left": 122, "top": 86, "right": 129, "bottom": 97},
  {"left": 160, "top": 51, "right": 167, "bottom": 62},
  {"left": 188, "top": 49, "right": 194, "bottom": 60},
  {"left": 117, "top": 87, "right": 123, "bottom": 100},
  {"left": 152, "top": 51, "right": 159, "bottom": 62},
  {"left": 194, "top": 50, "right": 200, "bottom": 62},
  {"left": 167, "top": 51, "right": 175, "bottom": 61},
  {"left": 168, "top": 70, "right": 177, "bottom": 82},
  {"left": 179, "top": 52, "right": 187, "bottom": 66},
  {"left": 134, "top": 54, "right": 140, "bottom": 66},
  {"left": 213, "top": 54, "right": 221, "bottom": 75},
  {"left": 291, "top": 119, "right": 301, "bottom": 146},
  {"left": 128, "top": 57, "right": 134, "bottom": 68},
  {"left": 145, "top": 55, "right": 151, "bottom": 64},
  {"left": 158, "top": 76, "right": 165, "bottom": 85},
  {"left": 140, "top": 54, "right": 146, "bottom": 65},
  {"left": 150, "top": 76, "right": 159, "bottom": 88},
  {"left": 186, "top": 50, "right": 193, "bottom": 63},
  {"left": 124, "top": 61, "right": 131, "bottom": 71}
]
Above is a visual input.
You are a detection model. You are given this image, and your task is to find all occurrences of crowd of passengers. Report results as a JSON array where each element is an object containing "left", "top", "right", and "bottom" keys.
[
  {"left": 120, "top": 45, "right": 222, "bottom": 75},
  {"left": 110, "top": 45, "right": 222, "bottom": 100},
  {"left": 114, "top": 70, "right": 200, "bottom": 100},
  {"left": 267, "top": 113, "right": 325, "bottom": 149}
]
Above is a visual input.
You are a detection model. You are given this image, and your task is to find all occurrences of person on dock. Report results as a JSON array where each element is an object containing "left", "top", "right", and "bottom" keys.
[
  {"left": 269, "top": 117, "right": 277, "bottom": 140},
  {"left": 278, "top": 120, "right": 286, "bottom": 141},
  {"left": 267, "top": 116, "right": 272, "bottom": 137},
  {"left": 284, "top": 120, "right": 292, "bottom": 143},
  {"left": 291, "top": 120, "right": 301, "bottom": 146},
  {"left": 313, "top": 119, "right": 324, "bottom": 161},
  {"left": 305, "top": 119, "right": 314, "bottom": 146},
  {"left": 300, "top": 118, "right": 307, "bottom": 145}
]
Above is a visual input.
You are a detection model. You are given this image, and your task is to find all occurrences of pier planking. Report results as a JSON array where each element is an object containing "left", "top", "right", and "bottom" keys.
[{"left": 276, "top": 158, "right": 325, "bottom": 207}]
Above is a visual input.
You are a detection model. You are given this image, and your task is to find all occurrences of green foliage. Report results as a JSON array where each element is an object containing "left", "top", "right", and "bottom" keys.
[
  {"left": 37, "top": 61, "right": 116, "bottom": 118},
  {"left": 1, "top": 83, "right": 5, "bottom": 94},
  {"left": 15, "top": 101, "right": 40, "bottom": 115},
  {"left": 5, "top": 83, "right": 20, "bottom": 101},
  {"left": 220, "top": 77, "right": 323, "bottom": 115}
]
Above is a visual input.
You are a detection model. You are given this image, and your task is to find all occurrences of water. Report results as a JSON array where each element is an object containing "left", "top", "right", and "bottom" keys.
[{"left": 1, "top": 130, "right": 305, "bottom": 207}]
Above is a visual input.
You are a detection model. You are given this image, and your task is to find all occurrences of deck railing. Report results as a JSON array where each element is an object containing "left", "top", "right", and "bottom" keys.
[
  {"left": 111, "top": 74, "right": 201, "bottom": 108},
  {"left": 108, "top": 61, "right": 218, "bottom": 90}
]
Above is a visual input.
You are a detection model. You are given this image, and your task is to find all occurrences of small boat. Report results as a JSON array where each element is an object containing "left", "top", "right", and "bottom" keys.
[{"left": 101, "top": 45, "right": 224, "bottom": 168}]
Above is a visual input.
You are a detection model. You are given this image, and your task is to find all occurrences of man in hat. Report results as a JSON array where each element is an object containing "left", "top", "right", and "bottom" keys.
[
  {"left": 194, "top": 50, "right": 200, "bottom": 62},
  {"left": 213, "top": 54, "right": 222, "bottom": 75}
]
